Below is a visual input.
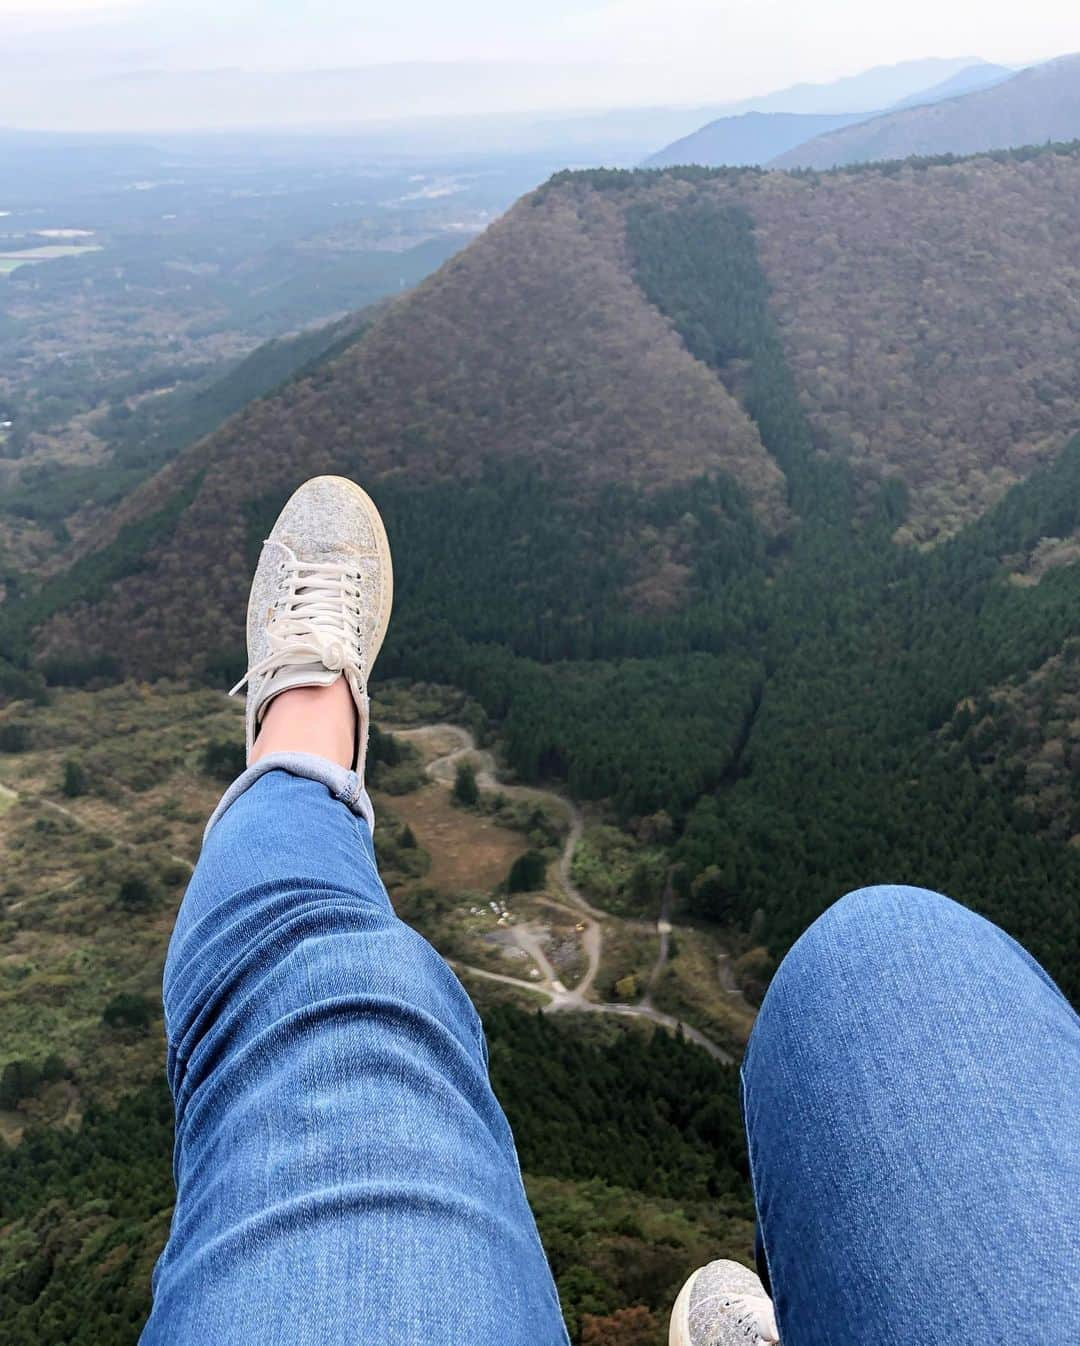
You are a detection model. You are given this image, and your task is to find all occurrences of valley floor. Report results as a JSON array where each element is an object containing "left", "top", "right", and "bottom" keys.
[
  {"left": 0, "top": 680, "right": 757, "bottom": 1346},
  {"left": 393, "top": 721, "right": 746, "bottom": 1061},
  {"left": 0, "top": 680, "right": 753, "bottom": 1144}
]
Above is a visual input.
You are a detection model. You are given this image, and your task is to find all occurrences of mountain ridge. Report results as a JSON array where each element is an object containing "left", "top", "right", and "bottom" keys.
[
  {"left": 644, "top": 112, "right": 866, "bottom": 169},
  {"left": 27, "top": 141, "right": 1080, "bottom": 681},
  {"left": 714, "top": 56, "right": 992, "bottom": 116},
  {"left": 644, "top": 60, "right": 1017, "bottom": 170},
  {"left": 772, "top": 53, "right": 1080, "bottom": 168},
  {"left": 887, "top": 61, "right": 1015, "bottom": 110}
]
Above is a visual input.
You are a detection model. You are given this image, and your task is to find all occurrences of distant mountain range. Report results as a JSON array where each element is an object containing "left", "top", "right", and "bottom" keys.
[
  {"left": 0, "top": 52, "right": 1018, "bottom": 162},
  {"left": 486, "top": 60, "right": 1019, "bottom": 161},
  {"left": 646, "top": 58, "right": 1018, "bottom": 168},
  {"left": 713, "top": 56, "right": 996, "bottom": 116},
  {"left": 887, "top": 62, "right": 1014, "bottom": 110},
  {"left": 772, "top": 53, "right": 1080, "bottom": 168}
]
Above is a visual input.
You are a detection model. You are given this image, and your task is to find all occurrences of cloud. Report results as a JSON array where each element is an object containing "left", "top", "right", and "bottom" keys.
[{"left": 558, "top": 0, "right": 1074, "bottom": 71}]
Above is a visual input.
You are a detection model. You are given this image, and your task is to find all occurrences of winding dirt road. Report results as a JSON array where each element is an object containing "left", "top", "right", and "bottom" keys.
[
  {"left": 3, "top": 722, "right": 731, "bottom": 1061},
  {"left": 391, "top": 724, "right": 733, "bottom": 1064}
]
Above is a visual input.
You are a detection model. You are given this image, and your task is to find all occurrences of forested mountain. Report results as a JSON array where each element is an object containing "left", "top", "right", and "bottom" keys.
[
  {"left": 4, "top": 132, "right": 1080, "bottom": 1346},
  {"left": 645, "top": 112, "right": 866, "bottom": 169},
  {"left": 772, "top": 53, "right": 1080, "bottom": 168},
  {"left": 5, "top": 143, "right": 1080, "bottom": 999}
]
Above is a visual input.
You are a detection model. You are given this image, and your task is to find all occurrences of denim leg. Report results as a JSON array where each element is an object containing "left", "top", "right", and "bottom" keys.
[
  {"left": 142, "top": 768, "right": 569, "bottom": 1346},
  {"left": 742, "top": 884, "right": 1080, "bottom": 1345}
]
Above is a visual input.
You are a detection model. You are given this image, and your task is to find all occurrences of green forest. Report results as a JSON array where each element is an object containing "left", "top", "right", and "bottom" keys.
[
  {"left": 245, "top": 189, "right": 1080, "bottom": 995},
  {"left": 0, "top": 1009, "right": 751, "bottom": 1346}
]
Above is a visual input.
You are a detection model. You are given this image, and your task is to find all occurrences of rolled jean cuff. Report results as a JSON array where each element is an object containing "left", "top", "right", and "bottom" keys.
[{"left": 203, "top": 751, "right": 375, "bottom": 844}]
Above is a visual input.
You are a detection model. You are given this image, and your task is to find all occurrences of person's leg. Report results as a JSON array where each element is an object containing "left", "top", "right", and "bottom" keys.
[
  {"left": 251, "top": 677, "right": 356, "bottom": 769},
  {"left": 142, "top": 760, "right": 569, "bottom": 1346},
  {"left": 742, "top": 884, "right": 1080, "bottom": 1345}
]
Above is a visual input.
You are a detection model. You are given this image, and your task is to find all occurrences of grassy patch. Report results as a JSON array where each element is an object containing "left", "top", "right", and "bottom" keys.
[
  {"left": 454, "top": 965, "right": 550, "bottom": 1012},
  {"left": 651, "top": 927, "right": 757, "bottom": 1056},
  {"left": 593, "top": 922, "right": 659, "bottom": 1004},
  {"left": 0, "top": 683, "right": 241, "bottom": 1122},
  {"left": 379, "top": 780, "right": 530, "bottom": 896},
  {"left": 373, "top": 679, "right": 486, "bottom": 733},
  {"left": 570, "top": 826, "right": 666, "bottom": 919},
  {"left": 483, "top": 790, "right": 567, "bottom": 851}
]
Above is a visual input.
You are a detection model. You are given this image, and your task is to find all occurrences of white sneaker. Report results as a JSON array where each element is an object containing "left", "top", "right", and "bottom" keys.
[
  {"left": 230, "top": 475, "right": 394, "bottom": 775},
  {"left": 669, "top": 1260, "right": 780, "bottom": 1346}
]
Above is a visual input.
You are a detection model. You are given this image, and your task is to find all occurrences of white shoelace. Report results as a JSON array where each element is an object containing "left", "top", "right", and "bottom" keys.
[
  {"left": 719, "top": 1294, "right": 780, "bottom": 1344},
  {"left": 230, "top": 559, "right": 365, "bottom": 696}
]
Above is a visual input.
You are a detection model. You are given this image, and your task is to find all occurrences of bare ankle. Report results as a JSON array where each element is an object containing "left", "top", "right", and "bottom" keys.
[{"left": 250, "top": 678, "right": 358, "bottom": 770}]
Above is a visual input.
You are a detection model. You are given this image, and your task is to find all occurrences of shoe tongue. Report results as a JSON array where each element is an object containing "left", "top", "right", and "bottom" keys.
[{"left": 285, "top": 539, "right": 352, "bottom": 570}]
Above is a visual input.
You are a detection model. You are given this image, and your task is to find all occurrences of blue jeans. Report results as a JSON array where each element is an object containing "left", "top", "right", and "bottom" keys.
[
  {"left": 143, "top": 759, "right": 1079, "bottom": 1343},
  {"left": 744, "top": 884, "right": 1080, "bottom": 1344},
  {"left": 143, "top": 760, "right": 569, "bottom": 1346}
]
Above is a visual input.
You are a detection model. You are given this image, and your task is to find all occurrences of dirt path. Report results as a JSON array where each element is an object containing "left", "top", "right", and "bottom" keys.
[
  {"left": 392, "top": 723, "right": 733, "bottom": 1064},
  {"left": 642, "top": 870, "right": 673, "bottom": 1009},
  {"left": 511, "top": 921, "right": 566, "bottom": 995},
  {"left": 1, "top": 779, "right": 196, "bottom": 873},
  {"left": 393, "top": 723, "right": 606, "bottom": 1005}
]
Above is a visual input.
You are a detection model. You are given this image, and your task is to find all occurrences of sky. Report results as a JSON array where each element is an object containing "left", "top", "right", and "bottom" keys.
[{"left": 0, "top": 0, "right": 1076, "bottom": 130}]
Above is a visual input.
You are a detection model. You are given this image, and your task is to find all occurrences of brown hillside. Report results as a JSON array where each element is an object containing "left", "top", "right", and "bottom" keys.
[
  {"left": 771, "top": 54, "right": 1080, "bottom": 170},
  {"left": 744, "top": 150, "right": 1080, "bottom": 539},
  {"left": 37, "top": 186, "right": 784, "bottom": 675},
  {"left": 953, "top": 638, "right": 1080, "bottom": 844},
  {"left": 36, "top": 146, "right": 1080, "bottom": 669}
]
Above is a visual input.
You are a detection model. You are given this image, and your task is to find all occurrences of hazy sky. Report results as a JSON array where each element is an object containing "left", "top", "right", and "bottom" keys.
[{"left": 1, "top": 0, "right": 1075, "bottom": 127}]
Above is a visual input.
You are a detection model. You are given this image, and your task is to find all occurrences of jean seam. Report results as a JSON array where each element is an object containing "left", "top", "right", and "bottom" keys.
[
  {"left": 740, "top": 1060, "right": 778, "bottom": 1315},
  {"left": 347, "top": 811, "right": 382, "bottom": 877}
]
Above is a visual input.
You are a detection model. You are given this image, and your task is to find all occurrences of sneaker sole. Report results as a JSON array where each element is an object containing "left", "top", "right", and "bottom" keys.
[
  {"left": 253, "top": 474, "right": 395, "bottom": 679},
  {"left": 668, "top": 1267, "right": 700, "bottom": 1346},
  {"left": 331, "top": 475, "right": 395, "bottom": 676}
]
